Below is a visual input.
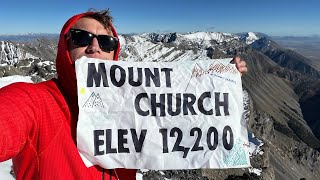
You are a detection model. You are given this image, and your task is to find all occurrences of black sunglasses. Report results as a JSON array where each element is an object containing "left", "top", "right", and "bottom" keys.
[{"left": 67, "top": 29, "right": 118, "bottom": 52}]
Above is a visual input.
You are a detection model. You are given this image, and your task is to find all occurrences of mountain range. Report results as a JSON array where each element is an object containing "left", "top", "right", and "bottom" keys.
[{"left": 0, "top": 31, "right": 320, "bottom": 180}]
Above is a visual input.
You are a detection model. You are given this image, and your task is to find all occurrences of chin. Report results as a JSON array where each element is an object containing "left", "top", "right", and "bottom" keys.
[{"left": 85, "top": 55, "right": 108, "bottom": 60}]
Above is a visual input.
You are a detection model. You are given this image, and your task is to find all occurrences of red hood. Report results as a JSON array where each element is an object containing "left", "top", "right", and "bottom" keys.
[{"left": 56, "top": 12, "right": 120, "bottom": 104}]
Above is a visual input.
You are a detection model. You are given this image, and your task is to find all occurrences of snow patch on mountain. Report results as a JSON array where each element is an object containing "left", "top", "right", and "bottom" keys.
[
  {"left": 245, "top": 32, "right": 260, "bottom": 44},
  {"left": 182, "top": 32, "right": 236, "bottom": 42},
  {"left": 0, "top": 160, "right": 14, "bottom": 180},
  {"left": 0, "top": 75, "right": 33, "bottom": 88}
]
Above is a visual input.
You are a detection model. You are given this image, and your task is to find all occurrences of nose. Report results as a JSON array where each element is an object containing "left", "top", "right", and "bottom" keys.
[{"left": 86, "top": 37, "right": 101, "bottom": 53}]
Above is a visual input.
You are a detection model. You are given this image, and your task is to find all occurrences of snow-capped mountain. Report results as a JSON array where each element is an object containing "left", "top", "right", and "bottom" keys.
[
  {"left": 0, "top": 41, "right": 38, "bottom": 65},
  {"left": 241, "top": 32, "right": 260, "bottom": 44},
  {"left": 118, "top": 31, "right": 257, "bottom": 62},
  {"left": 0, "top": 31, "right": 262, "bottom": 66},
  {"left": 237, "top": 32, "right": 270, "bottom": 44}
]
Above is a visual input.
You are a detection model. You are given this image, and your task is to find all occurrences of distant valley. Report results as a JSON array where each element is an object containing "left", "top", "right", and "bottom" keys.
[{"left": 272, "top": 35, "right": 320, "bottom": 70}]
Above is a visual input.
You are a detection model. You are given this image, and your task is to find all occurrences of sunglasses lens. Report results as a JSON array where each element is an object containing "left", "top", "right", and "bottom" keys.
[
  {"left": 69, "top": 29, "right": 118, "bottom": 52},
  {"left": 71, "top": 30, "right": 92, "bottom": 47},
  {"left": 98, "top": 36, "right": 118, "bottom": 52}
]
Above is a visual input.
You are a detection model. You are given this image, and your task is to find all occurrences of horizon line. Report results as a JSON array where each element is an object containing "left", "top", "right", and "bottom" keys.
[{"left": 0, "top": 31, "right": 319, "bottom": 37}]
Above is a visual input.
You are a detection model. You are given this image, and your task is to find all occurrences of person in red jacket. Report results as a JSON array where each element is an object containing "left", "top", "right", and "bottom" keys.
[{"left": 0, "top": 9, "right": 247, "bottom": 180}]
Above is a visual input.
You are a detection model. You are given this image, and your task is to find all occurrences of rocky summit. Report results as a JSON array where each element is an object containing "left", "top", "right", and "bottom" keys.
[{"left": 0, "top": 31, "right": 320, "bottom": 180}]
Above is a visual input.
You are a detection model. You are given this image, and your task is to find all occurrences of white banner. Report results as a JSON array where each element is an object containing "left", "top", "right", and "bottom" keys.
[{"left": 75, "top": 57, "right": 250, "bottom": 170}]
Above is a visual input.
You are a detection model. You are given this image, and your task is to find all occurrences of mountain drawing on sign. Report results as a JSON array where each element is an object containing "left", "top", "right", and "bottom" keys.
[{"left": 83, "top": 92, "right": 104, "bottom": 108}]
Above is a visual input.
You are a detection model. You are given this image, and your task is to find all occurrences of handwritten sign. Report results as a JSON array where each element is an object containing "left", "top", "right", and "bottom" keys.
[{"left": 75, "top": 57, "right": 250, "bottom": 170}]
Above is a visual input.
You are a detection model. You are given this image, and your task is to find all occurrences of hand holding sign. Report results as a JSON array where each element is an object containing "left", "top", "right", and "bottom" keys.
[{"left": 75, "top": 57, "right": 250, "bottom": 170}]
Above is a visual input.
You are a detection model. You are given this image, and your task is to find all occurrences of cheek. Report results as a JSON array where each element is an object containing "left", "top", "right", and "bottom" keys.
[
  {"left": 69, "top": 48, "right": 86, "bottom": 62},
  {"left": 103, "top": 51, "right": 115, "bottom": 60}
]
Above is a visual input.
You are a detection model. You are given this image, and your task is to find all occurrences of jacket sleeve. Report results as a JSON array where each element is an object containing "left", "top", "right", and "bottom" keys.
[{"left": 0, "top": 83, "right": 37, "bottom": 162}]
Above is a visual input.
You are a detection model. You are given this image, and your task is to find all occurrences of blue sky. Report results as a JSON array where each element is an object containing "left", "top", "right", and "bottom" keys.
[{"left": 0, "top": 0, "right": 319, "bottom": 36}]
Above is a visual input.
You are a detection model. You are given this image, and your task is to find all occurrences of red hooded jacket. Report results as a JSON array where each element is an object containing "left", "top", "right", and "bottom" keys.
[{"left": 0, "top": 12, "right": 136, "bottom": 180}]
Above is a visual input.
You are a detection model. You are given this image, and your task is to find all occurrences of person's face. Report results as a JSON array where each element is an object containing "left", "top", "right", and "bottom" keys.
[{"left": 67, "top": 17, "right": 115, "bottom": 62}]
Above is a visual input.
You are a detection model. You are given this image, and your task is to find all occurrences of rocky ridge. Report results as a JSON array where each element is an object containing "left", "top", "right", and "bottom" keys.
[{"left": 0, "top": 41, "right": 37, "bottom": 65}]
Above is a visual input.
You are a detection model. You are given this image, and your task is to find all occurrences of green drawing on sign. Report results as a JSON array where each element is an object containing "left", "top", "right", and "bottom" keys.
[{"left": 222, "top": 138, "right": 248, "bottom": 166}]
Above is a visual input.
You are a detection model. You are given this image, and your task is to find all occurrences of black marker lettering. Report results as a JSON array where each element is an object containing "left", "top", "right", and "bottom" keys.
[
  {"left": 105, "top": 129, "right": 117, "bottom": 154},
  {"left": 131, "top": 129, "right": 147, "bottom": 153},
  {"left": 110, "top": 65, "right": 126, "bottom": 87},
  {"left": 93, "top": 130, "right": 104, "bottom": 156},
  {"left": 87, "top": 63, "right": 109, "bottom": 87},
  {"left": 215, "top": 92, "right": 229, "bottom": 116}
]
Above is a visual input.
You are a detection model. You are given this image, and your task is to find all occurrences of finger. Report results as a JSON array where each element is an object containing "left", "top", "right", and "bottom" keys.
[
  {"left": 240, "top": 67, "right": 247, "bottom": 72},
  {"left": 239, "top": 67, "right": 248, "bottom": 76},
  {"left": 236, "top": 61, "right": 246, "bottom": 71},
  {"left": 230, "top": 56, "right": 240, "bottom": 64},
  {"left": 234, "top": 56, "right": 241, "bottom": 64},
  {"left": 238, "top": 60, "right": 246, "bottom": 68}
]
